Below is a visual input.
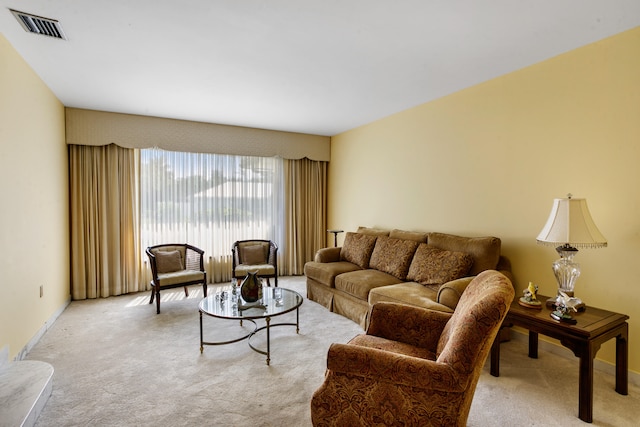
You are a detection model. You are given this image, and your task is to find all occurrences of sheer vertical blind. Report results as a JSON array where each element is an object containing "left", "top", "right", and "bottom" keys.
[{"left": 140, "top": 148, "right": 285, "bottom": 284}]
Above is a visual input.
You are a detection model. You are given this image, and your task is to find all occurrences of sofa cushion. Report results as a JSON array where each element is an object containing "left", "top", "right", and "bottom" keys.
[
  {"left": 335, "top": 269, "right": 402, "bottom": 300},
  {"left": 369, "top": 236, "right": 419, "bottom": 280},
  {"left": 427, "top": 232, "right": 501, "bottom": 275},
  {"left": 407, "top": 244, "right": 473, "bottom": 286},
  {"left": 340, "top": 232, "right": 378, "bottom": 269},
  {"left": 389, "top": 229, "right": 428, "bottom": 243},
  {"left": 357, "top": 226, "right": 390, "bottom": 237},
  {"left": 304, "top": 261, "right": 362, "bottom": 288},
  {"left": 155, "top": 250, "right": 184, "bottom": 273},
  {"left": 368, "top": 282, "right": 454, "bottom": 313}
]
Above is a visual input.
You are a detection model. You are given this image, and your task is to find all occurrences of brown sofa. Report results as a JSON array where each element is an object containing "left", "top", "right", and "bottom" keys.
[{"left": 304, "top": 227, "right": 513, "bottom": 328}]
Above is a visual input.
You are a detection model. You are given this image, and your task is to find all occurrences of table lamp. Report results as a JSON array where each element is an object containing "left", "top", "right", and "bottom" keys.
[{"left": 536, "top": 194, "right": 607, "bottom": 307}]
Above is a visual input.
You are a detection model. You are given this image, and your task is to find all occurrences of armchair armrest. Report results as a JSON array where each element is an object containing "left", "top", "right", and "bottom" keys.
[
  {"left": 314, "top": 247, "right": 341, "bottom": 263},
  {"left": 326, "top": 343, "right": 466, "bottom": 392},
  {"left": 185, "top": 244, "right": 205, "bottom": 272},
  {"left": 147, "top": 251, "right": 159, "bottom": 281},
  {"left": 366, "top": 302, "right": 452, "bottom": 351}
]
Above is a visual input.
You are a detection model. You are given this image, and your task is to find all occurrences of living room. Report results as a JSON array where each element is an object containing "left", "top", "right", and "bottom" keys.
[{"left": 1, "top": 2, "right": 639, "bottom": 425}]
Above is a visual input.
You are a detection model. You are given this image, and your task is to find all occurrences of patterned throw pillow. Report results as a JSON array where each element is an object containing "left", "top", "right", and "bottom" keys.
[
  {"left": 407, "top": 244, "right": 473, "bottom": 286},
  {"left": 369, "top": 236, "right": 419, "bottom": 280},
  {"left": 340, "top": 232, "right": 378, "bottom": 269},
  {"left": 155, "top": 250, "right": 184, "bottom": 273}
]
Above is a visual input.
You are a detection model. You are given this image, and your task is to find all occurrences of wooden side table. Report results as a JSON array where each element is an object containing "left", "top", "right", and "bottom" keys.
[{"left": 491, "top": 294, "right": 629, "bottom": 423}]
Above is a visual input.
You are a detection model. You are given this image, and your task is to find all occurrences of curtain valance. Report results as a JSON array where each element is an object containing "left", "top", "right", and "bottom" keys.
[{"left": 65, "top": 108, "right": 331, "bottom": 161}]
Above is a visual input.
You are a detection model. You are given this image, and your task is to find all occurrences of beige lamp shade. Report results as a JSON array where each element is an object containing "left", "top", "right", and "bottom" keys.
[{"left": 537, "top": 197, "right": 607, "bottom": 248}]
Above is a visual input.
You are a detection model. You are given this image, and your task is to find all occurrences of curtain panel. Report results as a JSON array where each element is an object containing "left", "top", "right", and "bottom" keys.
[
  {"left": 283, "top": 158, "right": 328, "bottom": 275},
  {"left": 69, "top": 144, "right": 141, "bottom": 299}
]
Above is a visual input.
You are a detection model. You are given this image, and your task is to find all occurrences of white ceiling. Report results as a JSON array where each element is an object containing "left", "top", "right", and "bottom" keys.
[{"left": 1, "top": 1, "right": 639, "bottom": 136}]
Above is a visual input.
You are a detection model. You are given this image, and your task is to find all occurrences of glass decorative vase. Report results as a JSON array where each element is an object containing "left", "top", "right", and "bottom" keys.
[{"left": 240, "top": 271, "right": 263, "bottom": 303}]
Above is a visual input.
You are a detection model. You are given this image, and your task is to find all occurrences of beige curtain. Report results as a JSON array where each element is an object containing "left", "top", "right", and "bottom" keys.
[
  {"left": 283, "top": 158, "right": 328, "bottom": 275},
  {"left": 69, "top": 144, "right": 141, "bottom": 299}
]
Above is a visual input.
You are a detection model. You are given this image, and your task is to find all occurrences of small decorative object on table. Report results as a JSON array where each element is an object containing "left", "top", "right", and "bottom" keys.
[
  {"left": 518, "top": 282, "right": 542, "bottom": 309},
  {"left": 550, "top": 290, "right": 579, "bottom": 324},
  {"left": 239, "top": 271, "right": 264, "bottom": 310}
]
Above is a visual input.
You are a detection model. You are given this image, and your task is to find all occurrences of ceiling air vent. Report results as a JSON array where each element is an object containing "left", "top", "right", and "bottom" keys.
[{"left": 10, "top": 9, "right": 67, "bottom": 40}]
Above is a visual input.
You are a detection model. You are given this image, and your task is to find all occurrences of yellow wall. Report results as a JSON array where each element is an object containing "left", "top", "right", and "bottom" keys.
[
  {"left": 329, "top": 27, "right": 640, "bottom": 372},
  {"left": 0, "top": 34, "right": 69, "bottom": 361}
]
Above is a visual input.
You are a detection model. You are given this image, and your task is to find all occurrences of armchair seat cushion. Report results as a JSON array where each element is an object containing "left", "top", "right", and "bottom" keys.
[
  {"left": 335, "top": 269, "right": 402, "bottom": 300},
  {"left": 348, "top": 334, "right": 436, "bottom": 360},
  {"left": 234, "top": 264, "right": 276, "bottom": 277},
  {"left": 156, "top": 270, "right": 205, "bottom": 287}
]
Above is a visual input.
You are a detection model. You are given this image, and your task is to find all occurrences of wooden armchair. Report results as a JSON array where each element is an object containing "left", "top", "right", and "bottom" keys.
[
  {"left": 232, "top": 240, "right": 278, "bottom": 287},
  {"left": 310, "top": 270, "right": 514, "bottom": 427},
  {"left": 146, "top": 244, "right": 207, "bottom": 314}
]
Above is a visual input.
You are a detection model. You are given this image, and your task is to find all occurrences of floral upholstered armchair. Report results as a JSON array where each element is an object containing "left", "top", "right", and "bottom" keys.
[{"left": 310, "top": 269, "right": 514, "bottom": 427}]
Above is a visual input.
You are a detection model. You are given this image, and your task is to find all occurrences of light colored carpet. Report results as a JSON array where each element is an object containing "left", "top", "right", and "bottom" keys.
[{"left": 27, "top": 276, "right": 638, "bottom": 426}]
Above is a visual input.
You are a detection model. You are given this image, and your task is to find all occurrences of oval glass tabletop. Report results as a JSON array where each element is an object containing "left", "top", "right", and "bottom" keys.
[{"left": 199, "top": 287, "right": 303, "bottom": 320}]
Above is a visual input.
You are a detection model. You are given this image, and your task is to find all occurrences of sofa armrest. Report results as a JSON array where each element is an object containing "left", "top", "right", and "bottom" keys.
[
  {"left": 496, "top": 255, "right": 515, "bottom": 286},
  {"left": 437, "top": 277, "right": 474, "bottom": 310},
  {"left": 367, "top": 302, "right": 452, "bottom": 351},
  {"left": 326, "top": 343, "right": 465, "bottom": 392},
  {"left": 314, "top": 247, "right": 341, "bottom": 263}
]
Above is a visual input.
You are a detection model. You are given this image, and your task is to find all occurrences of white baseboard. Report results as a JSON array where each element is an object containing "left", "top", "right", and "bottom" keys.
[
  {"left": 14, "top": 298, "right": 70, "bottom": 361},
  {"left": 510, "top": 329, "right": 639, "bottom": 387}
]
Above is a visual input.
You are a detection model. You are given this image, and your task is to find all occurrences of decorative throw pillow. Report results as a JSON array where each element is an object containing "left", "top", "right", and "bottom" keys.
[
  {"left": 340, "top": 232, "right": 378, "bottom": 269},
  {"left": 369, "top": 236, "right": 419, "bottom": 280},
  {"left": 242, "top": 244, "right": 266, "bottom": 265},
  {"left": 427, "top": 232, "right": 500, "bottom": 275},
  {"left": 155, "top": 250, "right": 184, "bottom": 273},
  {"left": 407, "top": 244, "right": 473, "bottom": 286}
]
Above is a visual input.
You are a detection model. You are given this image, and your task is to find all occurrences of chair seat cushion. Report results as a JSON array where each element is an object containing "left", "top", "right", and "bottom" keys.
[
  {"left": 156, "top": 270, "right": 205, "bottom": 287},
  {"left": 349, "top": 334, "right": 436, "bottom": 360},
  {"left": 234, "top": 264, "right": 275, "bottom": 277}
]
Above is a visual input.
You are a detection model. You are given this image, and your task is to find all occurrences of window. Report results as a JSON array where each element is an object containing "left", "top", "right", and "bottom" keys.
[{"left": 140, "top": 148, "right": 284, "bottom": 280}]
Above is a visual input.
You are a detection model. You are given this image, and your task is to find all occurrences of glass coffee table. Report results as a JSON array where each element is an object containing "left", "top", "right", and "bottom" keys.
[{"left": 199, "top": 286, "right": 303, "bottom": 365}]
